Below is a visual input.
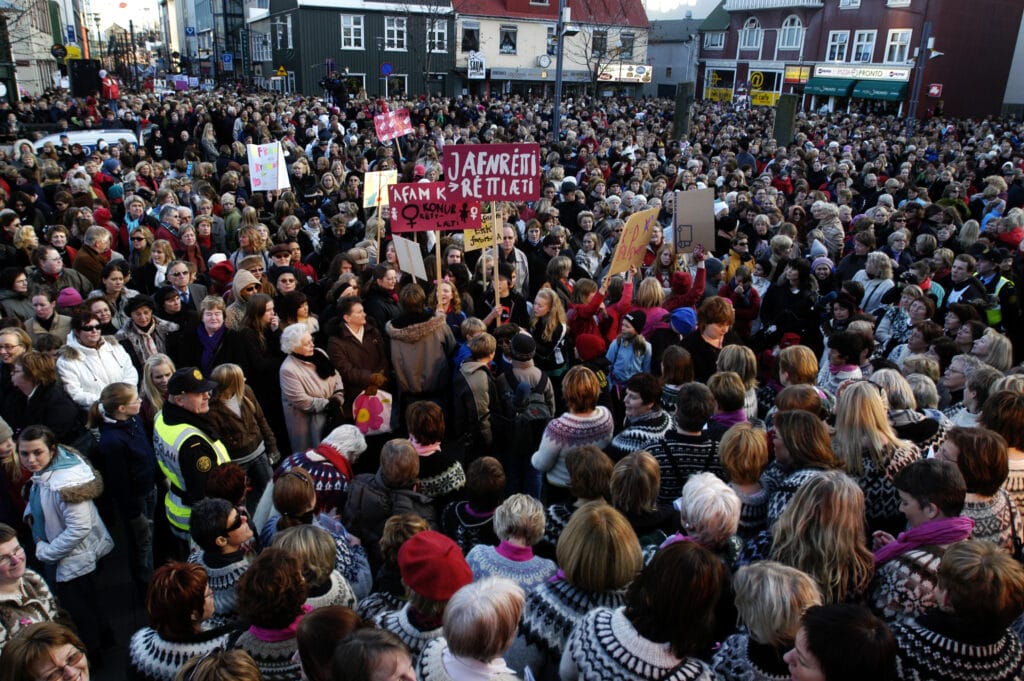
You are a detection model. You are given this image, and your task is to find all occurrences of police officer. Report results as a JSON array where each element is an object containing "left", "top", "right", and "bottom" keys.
[
  {"left": 977, "top": 247, "right": 1020, "bottom": 341},
  {"left": 153, "top": 367, "right": 230, "bottom": 556}
]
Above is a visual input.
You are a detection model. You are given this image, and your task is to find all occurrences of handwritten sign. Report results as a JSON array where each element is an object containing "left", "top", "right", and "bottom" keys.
[
  {"left": 363, "top": 169, "right": 398, "bottom": 209},
  {"left": 442, "top": 143, "right": 541, "bottom": 201},
  {"left": 464, "top": 213, "right": 495, "bottom": 252},
  {"left": 392, "top": 234, "right": 427, "bottom": 281},
  {"left": 246, "top": 142, "right": 289, "bottom": 191},
  {"left": 607, "top": 207, "right": 661, "bottom": 276},
  {"left": 388, "top": 182, "right": 482, "bottom": 232},
  {"left": 374, "top": 108, "right": 413, "bottom": 142},
  {"left": 672, "top": 188, "right": 716, "bottom": 254}
]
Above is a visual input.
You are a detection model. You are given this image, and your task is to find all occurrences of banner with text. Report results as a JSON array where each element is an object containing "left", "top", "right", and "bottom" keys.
[
  {"left": 442, "top": 143, "right": 540, "bottom": 201},
  {"left": 363, "top": 170, "right": 399, "bottom": 209},
  {"left": 464, "top": 213, "right": 495, "bottom": 252},
  {"left": 374, "top": 108, "right": 414, "bottom": 142},
  {"left": 672, "top": 188, "right": 716, "bottom": 254},
  {"left": 246, "top": 142, "right": 289, "bottom": 191},
  {"left": 388, "top": 182, "right": 482, "bottom": 232},
  {"left": 607, "top": 207, "right": 661, "bottom": 276}
]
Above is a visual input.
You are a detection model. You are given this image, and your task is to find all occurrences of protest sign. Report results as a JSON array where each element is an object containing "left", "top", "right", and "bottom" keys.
[
  {"left": 442, "top": 143, "right": 541, "bottom": 201},
  {"left": 363, "top": 170, "right": 399, "bottom": 209},
  {"left": 388, "top": 182, "right": 482, "bottom": 233},
  {"left": 607, "top": 207, "right": 661, "bottom": 276},
  {"left": 464, "top": 212, "right": 495, "bottom": 252},
  {"left": 392, "top": 234, "right": 427, "bottom": 281},
  {"left": 246, "top": 142, "right": 289, "bottom": 191},
  {"left": 374, "top": 108, "right": 413, "bottom": 142},
  {"left": 673, "top": 188, "right": 716, "bottom": 253}
]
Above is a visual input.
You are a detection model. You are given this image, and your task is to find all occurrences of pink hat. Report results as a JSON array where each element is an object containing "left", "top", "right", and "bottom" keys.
[
  {"left": 57, "top": 287, "right": 83, "bottom": 308},
  {"left": 414, "top": 164, "right": 426, "bottom": 177}
]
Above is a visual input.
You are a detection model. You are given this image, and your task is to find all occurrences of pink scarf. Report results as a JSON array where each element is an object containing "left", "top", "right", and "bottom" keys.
[
  {"left": 410, "top": 436, "right": 441, "bottom": 457},
  {"left": 874, "top": 516, "right": 975, "bottom": 565},
  {"left": 248, "top": 604, "right": 312, "bottom": 642}
]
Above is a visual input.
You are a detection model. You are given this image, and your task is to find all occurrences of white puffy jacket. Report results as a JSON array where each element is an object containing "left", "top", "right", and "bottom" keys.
[{"left": 56, "top": 333, "right": 139, "bottom": 409}]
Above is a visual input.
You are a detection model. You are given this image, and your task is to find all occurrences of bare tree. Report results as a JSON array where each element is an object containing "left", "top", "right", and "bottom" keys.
[{"left": 561, "top": 2, "right": 648, "bottom": 99}]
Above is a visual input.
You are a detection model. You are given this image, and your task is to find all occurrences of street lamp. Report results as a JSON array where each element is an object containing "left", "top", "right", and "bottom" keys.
[{"left": 550, "top": 0, "right": 578, "bottom": 145}]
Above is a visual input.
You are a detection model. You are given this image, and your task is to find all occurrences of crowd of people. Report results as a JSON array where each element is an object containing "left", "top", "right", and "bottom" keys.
[{"left": 0, "top": 80, "right": 1023, "bottom": 681}]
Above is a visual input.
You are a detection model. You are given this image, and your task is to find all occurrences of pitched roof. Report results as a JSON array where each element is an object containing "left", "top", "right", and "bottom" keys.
[
  {"left": 699, "top": 0, "right": 729, "bottom": 31},
  {"left": 454, "top": 0, "right": 648, "bottom": 28},
  {"left": 452, "top": 0, "right": 557, "bottom": 21},
  {"left": 649, "top": 18, "right": 703, "bottom": 42}
]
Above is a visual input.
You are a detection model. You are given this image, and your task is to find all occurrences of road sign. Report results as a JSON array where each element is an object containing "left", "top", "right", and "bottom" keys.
[
  {"left": 380, "top": 62, "right": 392, "bottom": 76},
  {"left": 185, "top": 26, "right": 196, "bottom": 37},
  {"left": 276, "top": 66, "right": 287, "bottom": 77},
  {"left": 66, "top": 25, "right": 75, "bottom": 42},
  {"left": 928, "top": 83, "right": 943, "bottom": 98},
  {"left": 51, "top": 44, "right": 68, "bottom": 60},
  {"left": 222, "top": 52, "right": 233, "bottom": 72}
]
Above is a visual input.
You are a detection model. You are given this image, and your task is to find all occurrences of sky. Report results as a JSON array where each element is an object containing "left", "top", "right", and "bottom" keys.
[
  {"left": 644, "top": 0, "right": 717, "bottom": 19},
  {"left": 94, "top": 0, "right": 162, "bottom": 31}
]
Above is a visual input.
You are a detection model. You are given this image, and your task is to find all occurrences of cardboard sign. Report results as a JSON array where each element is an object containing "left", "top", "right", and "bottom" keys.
[
  {"left": 392, "top": 234, "right": 427, "bottom": 281},
  {"left": 363, "top": 170, "right": 399, "bottom": 209},
  {"left": 672, "top": 188, "right": 716, "bottom": 253},
  {"left": 442, "top": 143, "right": 541, "bottom": 201},
  {"left": 374, "top": 108, "right": 413, "bottom": 142},
  {"left": 607, "top": 207, "right": 661, "bottom": 276},
  {"left": 388, "top": 182, "right": 482, "bottom": 232},
  {"left": 246, "top": 142, "right": 289, "bottom": 191},
  {"left": 464, "top": 212, "right": 495, "bottom": 252}
]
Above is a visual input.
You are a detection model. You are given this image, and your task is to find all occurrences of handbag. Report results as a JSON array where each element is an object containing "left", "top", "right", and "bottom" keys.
[{"left": 353, "top": 387, "right": 394, "bottom": 436}]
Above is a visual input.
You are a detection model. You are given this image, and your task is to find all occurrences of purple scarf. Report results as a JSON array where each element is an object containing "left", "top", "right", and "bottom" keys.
[
  {"left": 197, "top": 325, "right": 226, "bottom": 374},
  {"left": 874, "top": 516, "right": 975, "bottom": 565},
  {"left": 710, "top": 409, "right": 746, "bottom": 430},
  {"left": 495, "top": 540, "right": 534, "bottom": 562}
]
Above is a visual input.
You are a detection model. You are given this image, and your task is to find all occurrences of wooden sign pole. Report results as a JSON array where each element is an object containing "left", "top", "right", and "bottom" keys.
[
  {"left": 435, "top": 229, "right": 443, "bottom": 312},
  {"left": 492, "top": 202, "right": 501, "bottom": 325}
]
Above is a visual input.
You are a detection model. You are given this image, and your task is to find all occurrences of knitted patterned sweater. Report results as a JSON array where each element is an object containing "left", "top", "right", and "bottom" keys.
[
  {"left": 869, "top": 544, "right": 948, "bottom": 622},
  {"left": 765, "top": 467, "right": 825, "bottom": 526},
  {"left": 128, "top": 625, "right": 233, "bottom": 681},
  {"left": 465, "top": 542, "right": 557, "bottom": 592},
  {"left": 848, "top": 443, "right": 921, "bottom": 532},
  {"left": 0, "top": 570, "right": 62, "bottom": 651},
  {"left": 711, "top": 633, "right": 790, "bottom": 681},
  {"left": 964, "top": 490, "right": 1024, "bottom": 558},
  {"left": 1006, "top": 456, "right": 1024, "bottom": 520},
  {"left": 606, "top": 410, "right": 674, "bottom": 461},
  {"left": 650, "top": 432, "right": 722, "bottom": 505},
  {"left": 375, "top": 604, "right": 443, "bottom": 664},
  {"left": 194, "top": 551, "right": 251, "bottom": 623},
  {"left": 892, "top": 613, "right": 1024, "bottom": 681},
  {"left": 531, "top": 407, "right": 614, "bottom": 488},
  {"left": 305, "top": 570, "right": 356, "bottom": 611},
  {"left": 229, "top": 629, "right": 302, "bottom": 681},
  {"left": 561, "top": 607, "right": 716, "bottom": 681}
]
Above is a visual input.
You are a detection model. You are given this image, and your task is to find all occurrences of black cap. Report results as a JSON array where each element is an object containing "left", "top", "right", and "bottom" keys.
[{"left": 167, "top": 367, "right": 217, "bottom": 395}]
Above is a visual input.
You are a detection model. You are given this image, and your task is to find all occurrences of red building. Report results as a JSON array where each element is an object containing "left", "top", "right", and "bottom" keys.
[{"left": 696, "top": 0, "right": 1023, "bottom": 118}]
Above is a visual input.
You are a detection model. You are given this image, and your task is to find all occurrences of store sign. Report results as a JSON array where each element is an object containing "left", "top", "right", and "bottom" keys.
[
  {"left": 813, "top": 64, "right": 911, "bottom": 81},
  {"left": 596, "top": 63, "right": 652, "bottom": 83},
  {"left": 928, "top": 83, "right": 943, "bottom": 97},
  {"left": 468, "top": 51, "right": 485, "bottom": 80},
  {"left": 705, "top": 68, "right": 735, "bottom": 102},
  {"left": 749, "top": 70, "right": 782, "bottom": 106},
  {"left": 784, "top": 65, "right": 810, "bottom": 84}
]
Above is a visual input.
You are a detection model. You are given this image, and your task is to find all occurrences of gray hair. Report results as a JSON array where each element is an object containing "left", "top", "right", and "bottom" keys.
[
  {"left": 680, "top": 472, "right": 740, "bottom": 549},
  {"left": 280, "top": 323, "right": 311, "bottom": 354}
]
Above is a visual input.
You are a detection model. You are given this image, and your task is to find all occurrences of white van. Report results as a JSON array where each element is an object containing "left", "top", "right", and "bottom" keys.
[{"left": 33, "top": 128, "right": 142, "bottom": 155}]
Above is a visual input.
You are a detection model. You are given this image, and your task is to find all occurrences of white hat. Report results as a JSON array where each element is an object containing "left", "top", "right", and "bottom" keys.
[{"left": 99, "top": 69, "right": 107, "bottom": 78}]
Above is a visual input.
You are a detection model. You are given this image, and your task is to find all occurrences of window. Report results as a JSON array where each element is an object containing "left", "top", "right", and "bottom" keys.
[
  {"left": 273, "top": 15, "right": 292, "bottom": 49},
  {"left": 341, "top": 15, "right": 364, "bottom": 49},
  {"left": 461, "top": 21, "right": 479, "bottom": 52},
  {"left": 887, "top": 0, "right": 910, "bottom": 6},
  {"left": 826, "top": 30, "right": 848, "bottom": 61},
  {"left": 252, "top": 32, "right": 271, "bottom": 61},
  {"left": 704, "top": 31, "right": 725, "bottom": 49},
  {"left": 385, "top": 17, "right": 406, "bottom": 50},
  {"left": 499, "top": 25, "right": 517, "bottom": 54},
  {"left": 546, "top": 26, "right": 557, "bottom": 55},
  {"left": 427, "top": 19, "right": 447, "bottom": 53},
  {"left": 593, "top": 29, "right": 607, "bottom": 56},
  {"left": 739, "top": 18, "right": 761, "bottom": 50},
  {"left": 885, "top": 29, "right": 912, "bottom": 63},
  {"left": 778, "top": 15, "right": 802, "bottom": 50},
  {"left": 852, "top": 30, "right": 875, "bottom": 62},
  {"left": 839, "top": 0, "right": 860, "bottom": 7},
  {"left": 665, "top": 66, "right": 672, "bottom": 78},
  {"left": 386, "top": 74, "right": 407, "bottom": 97},
  {"left": 619, "top": 33, "right": 635, "bottom": 59},
  {"left": 286, "top": 15, "right": 293, "bottom": 49}
]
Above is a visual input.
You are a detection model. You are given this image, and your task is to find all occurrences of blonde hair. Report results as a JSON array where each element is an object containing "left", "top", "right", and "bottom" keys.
[
  {"left": 531, "top": 287, "right": 567, "bottom": 342},
  {"left": 770, "top": 470, "right": 874, "bottom": 604},
  {"left": 141, "top": 353, "right": 175, "bottom": 411},
  {"left": 272, "top": 524, "right": 338, "bottom": 588},
  {"left": 634, "top": 277, "right": 666, "bottom": 308},
  {"left": 610, "top": 451, "right": 661, "bottom": 515},
  {"left": 733, "top": 561, "right": 822, "bottom": 647},
  {"left": 211, "top": 363, "right": 246, "bottom": 401},
  {"left": 493, "top": 494, "right": 545, "bottom": 545},
  {"left": 833, "top": 380, "right": 911, "bottom": 476},
  {"left": 716, "top": 345, "right": 758, "bottom": 391},
  {"left": 719, "top": 423, "right": 768, "bottom": 484},
  {"left": 557, "top": 502, "right": 641, "bottom": 592}
]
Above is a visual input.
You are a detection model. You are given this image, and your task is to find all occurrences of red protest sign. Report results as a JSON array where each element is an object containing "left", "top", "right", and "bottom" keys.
[
  {"left": 442, "top": 143, "right": 541, "bottom": 201},
  {"left": 374, "top": 108, "right": 413, "bottom": 142},
  {"left": 388, "top": 182, "right": 482, "bottom": 232}
]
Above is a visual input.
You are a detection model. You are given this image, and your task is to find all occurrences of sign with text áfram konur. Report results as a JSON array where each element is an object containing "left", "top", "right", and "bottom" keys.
[
  {"left": 388, "top": 182, "right": 482, "bottom": 232},
  {"left": 442, "top": 143, "right": 541, "bottom": 201}
]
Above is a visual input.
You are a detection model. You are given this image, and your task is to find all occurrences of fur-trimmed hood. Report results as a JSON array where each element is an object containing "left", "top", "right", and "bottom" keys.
[
  {"left": 386, "top": 313, "right": 447, "bottom": 344},
  {"left": 34, "top": 449, "right": 104, "bottom": 504}
]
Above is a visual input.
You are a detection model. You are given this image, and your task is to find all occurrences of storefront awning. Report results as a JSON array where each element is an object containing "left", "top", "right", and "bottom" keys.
[
  {"left": 852, "top": 80, "right": 908, "bottom": 101},
  {"left": 803, "top": 77, "right": 856, "bottom": 97}
]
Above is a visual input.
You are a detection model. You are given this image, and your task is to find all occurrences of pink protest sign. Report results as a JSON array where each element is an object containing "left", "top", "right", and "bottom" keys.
[
  {"left": 374, "top": 108, "right": 413, "bottom": 142},
  {"left": 388, "top": 182, "right": 482, "bottom": 232},
  {"left": 442, "top": 143, "right": 541, "bottom": 201}
]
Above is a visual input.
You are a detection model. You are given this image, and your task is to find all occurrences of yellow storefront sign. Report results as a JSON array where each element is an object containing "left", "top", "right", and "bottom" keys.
[{"left": 706, "top": 87, "right": 733, "bottom": 102}]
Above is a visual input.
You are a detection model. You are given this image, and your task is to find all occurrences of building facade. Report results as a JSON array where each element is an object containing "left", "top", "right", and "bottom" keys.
[
  {"left": 696, "top": 0, "right": 1024, "bottom": 119},
  {"left": 644, "top": 15, "right": 702, "bottom": 98}
]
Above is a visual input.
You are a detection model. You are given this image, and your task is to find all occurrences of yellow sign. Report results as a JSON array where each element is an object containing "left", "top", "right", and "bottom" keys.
[
  {"left": 784, "top": 65, "right": 811, "bottom": 84},
  {"left": 65, "top": 45, "right": 82, "bottom": 60},
  {"left": 276, "top": 66, "right": 287, "bottom": 77},
  {"left": 751, "top": 91, "right": 780, "bottom": 106},
  {"left": 607, "top": 207, "right": 661, "bottom": 276},
  {"left": 464, "top": 213, "right": 494, "bottom": 252},
  {"left": 706, "top": 87, "right": 733, "bottom": 102}
]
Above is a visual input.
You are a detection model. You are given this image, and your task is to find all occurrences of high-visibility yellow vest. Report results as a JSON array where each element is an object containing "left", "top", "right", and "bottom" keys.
[
  {"left": 986, "top": 277, "right": 1011, "bottom": 327},
  {"left": 153, "top": 414, "right": 230, "bottom": 531}
]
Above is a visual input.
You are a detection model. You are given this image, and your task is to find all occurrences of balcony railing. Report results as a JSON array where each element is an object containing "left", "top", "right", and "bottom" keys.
[{"left": 724, "top": 0, "right": 823, "bottom": 10}]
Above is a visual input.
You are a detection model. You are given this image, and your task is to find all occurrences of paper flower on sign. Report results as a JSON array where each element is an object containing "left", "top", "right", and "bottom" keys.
[{"left": 353, "top": 393, "right": 384, "bottom": 434}]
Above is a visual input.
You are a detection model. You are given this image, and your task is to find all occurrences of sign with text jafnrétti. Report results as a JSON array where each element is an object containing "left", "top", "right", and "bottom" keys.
[
  {"left": 246, "top": 142, "right": 289, "bottom": 192},
  {"left": 388, "top": 182, "right": 482, "bottom": 233},
  {"left": 673, "top": 188, "right": 716, "bottom": 253},
  {"left": 607, "top": 207, "right": 662, "bottom": 276},
  {"left": 363, "top": 170, "right": 399, "bottom": 209},
  {"left": 442, "top": 143, "right": 541, "bottom": 201}
]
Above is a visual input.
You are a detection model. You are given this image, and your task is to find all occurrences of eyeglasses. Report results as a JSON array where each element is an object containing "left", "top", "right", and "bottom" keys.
[
  {"left": 130, "top": 236, "right": 146, "bottom": 242},
  {"left": 36, "top": 648, "right": 84, "bottom": 681},
  {"left": 79, "top": 324, "right": 102, "bottom": 332},
  {"left": 169, "top": 271, "right": 189, "bottom": 277},
  {"left": 221, "top": 509, "right": 246, "bottom": 536},
  {"left": 247, "top": 267, "right": 264, "bottom": 275},
  {"left": 244, "top": 285, "right": 260, "bottom": 293},
  {"left": 0, "top": 544, "right": 24, "bottom": 567}
]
